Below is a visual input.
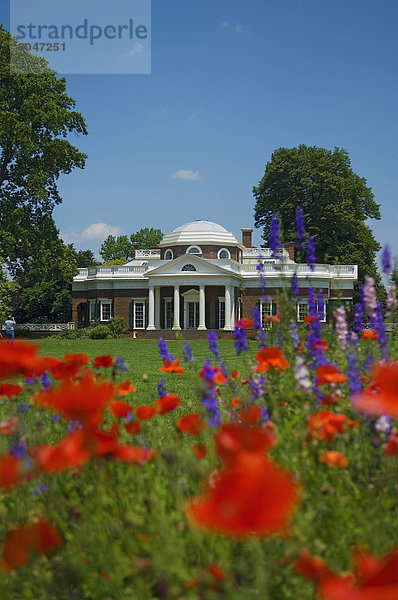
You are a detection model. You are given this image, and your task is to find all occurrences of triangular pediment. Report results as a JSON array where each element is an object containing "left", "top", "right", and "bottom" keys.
[{"left": 146, "top": 254, "right": 236, "bottom": 277}]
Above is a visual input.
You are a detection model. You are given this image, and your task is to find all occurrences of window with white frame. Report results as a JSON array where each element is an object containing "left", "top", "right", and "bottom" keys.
[
  {"left": 133, "top": 300, "right": 145, "bottom": 329},
  {"left": 88, "top": 300, "right": 96, "bottom": 322},
  {"left": 100, "top": 300, "right": 112, "bottom": 321},
  {"left": 164, "top": 298, "right": 173, "bottom": 329},
  {"left": 297, "top": 301, "right": 327, "bottom": 322},
  {"left": 218, "top": 297, "right": 225, "bottom": 329},
  {"left": 260, "top": 300, "right": 273, "bottom": 327},
  {"left": 218, "top": 248, "right": 230, "bottom": 260},
  {"left": 182, "top": 264, "right": 196, "bottom": 271},
  {"left": 186, "top": 245, "right": 202, "bottom": 255},
  {"left": 164, "top": 249, "right": 173, "bottom": 260}
]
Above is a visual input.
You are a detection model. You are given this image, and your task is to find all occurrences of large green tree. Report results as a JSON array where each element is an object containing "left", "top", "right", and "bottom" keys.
[
  {"left": 0, "top": 26, "right": 87, "bottom": 273},
  {"left": 130, "top": 227, "right": 163, "bottom": 250},
  {"left": 100, "top": 228, "right": 163, "bottom": 263},
  {"left": 253, "top": 145, "right": 381, "bottom": 288}
]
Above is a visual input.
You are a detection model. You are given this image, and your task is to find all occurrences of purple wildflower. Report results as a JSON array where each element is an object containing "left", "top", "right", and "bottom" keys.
[
  {"left": 17, "top": 403, "right": 30, "bottom": 413},
  {"left": 261, "top": 406, "right": 270, "bottom": 422},
  {"left": 363, "top": 354, "right": 374, "bottom": 374},
  {"left": 354, "top": 303, "right": 364, "bottom": 333},
  {"left": 157, "top": 378, "right": 167, "bottom": 398},
  {"left": 294, "top": 356, "right": 312, "bottom": 395},
  {"left": 32, "top": 483, "right": 48, "bottom": 496},
  {"left": 158, "top": 338, "right": 175, "bottom": 362},
  {"left": 207, "top": 331, "right": 221, "bottom": 361},
  {"left": 289, "top": 322, "right": 300, "bottom": 349},
  {"left": 253, "top": 305, "right": 268, "bottom": 348},
  {"left": 233, "top": 324, "right": 249, "bottom": 355},
  {"left": 9, "top": 440, "right": 27, "bottom": 459},
  {"left": 295, "top": 207, "right": 306, "bottom": 248},
  {"left": 51, "top": 414, "right": 60, "bottom": 422},
  {"left": 362, "top": 276, "right": 377, "bottom": 319},
  {"left": 114, "top": 355, "right": 128, "bottom": 371},
  {"left": 347, "top": 349, "right": 362, "bottom": 395},
  {"left": 291, "top": 273, "right": 299, "bottom": 301},
  {"left": 386, "top": 283, "right": 397, "bottom": 317},
  {"left": 269, "top": 214, "right": 282, "bottom": 258},
  {"left": 306, "top": 236, "right": 316, "bottom": 271},
  {"left": 200, "top": 386, "right": 221, "bottom": 428},
  {"left": 334, "top": 306, "right": 348, "bottom": 350},
  {"left": 373, "top": 301, "right": 389, "bottom": 359},
  {"left": 375, "top": 415, "right": 392, "bottom": 436},
  {"left": 381, "top": 245, "right": 392, "bottom": 275},
  {"left": 183, "top": 342, "right": 194, "bottom": 363},
  {"left": 256, "top": 255, "right": 268, "bottom": 294}
]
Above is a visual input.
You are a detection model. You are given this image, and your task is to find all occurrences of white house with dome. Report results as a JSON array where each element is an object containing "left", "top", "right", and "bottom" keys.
[{"left": 72, "top": 220, "right": 358, "bottom": 337}]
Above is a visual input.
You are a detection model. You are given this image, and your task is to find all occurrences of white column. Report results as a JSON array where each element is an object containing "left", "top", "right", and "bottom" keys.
[
  {"left": 224, "top": 285, "right": 232, "bottom": 331},
  {"left": 172, "top": 286, "right": 181, "bottom": 330},
  {"left": 198, "top": 284, "right": 206, "bottom": 330},
  {"left": 147, "top": 285, "right": 155, "bottom": 330},
  {"left": 230, "top": 286, "right": 235, "bottom": 328},
  {"left": 154, "top": 286, "right": 160, "bottom": 330}
]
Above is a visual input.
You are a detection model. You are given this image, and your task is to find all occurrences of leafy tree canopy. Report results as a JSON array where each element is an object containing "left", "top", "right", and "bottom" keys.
[
  {"left": 253, "top": 145, "right": 381, "bottom": 288},
  {"left": 100, "top": 228, "right": 163, "bottom": 263},
  {"left": 0, "top": 26, "right": 87, "bottom": 272},
  {"left": 71, "top": 248, "right": 98, "bottom": 268}
]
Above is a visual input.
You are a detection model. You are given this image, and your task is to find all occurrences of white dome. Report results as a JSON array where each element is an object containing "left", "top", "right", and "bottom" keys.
[
  {"left": 159, "top": 220, "right": 243, "bottom": 248},
  {"left": 173, "top": 220, "right": 229, "bottom": 233}
]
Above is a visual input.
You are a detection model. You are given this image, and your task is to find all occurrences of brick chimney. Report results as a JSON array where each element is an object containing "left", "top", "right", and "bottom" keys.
[
  {"left": 241, "top": 228, "right": 253, "bottom": 248},
  {"left": 284, "top": 242, "right": 295, "bottom": 261}
]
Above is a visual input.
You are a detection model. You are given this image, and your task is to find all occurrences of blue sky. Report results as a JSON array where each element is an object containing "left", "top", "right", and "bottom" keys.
[{"left": 2, "top": 0, "right": 398, "bottom": 264}]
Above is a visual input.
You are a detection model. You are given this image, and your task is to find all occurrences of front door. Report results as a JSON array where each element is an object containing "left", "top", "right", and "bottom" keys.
[{"left": 186, "top": 301, "right": 199, "bottom": 329}]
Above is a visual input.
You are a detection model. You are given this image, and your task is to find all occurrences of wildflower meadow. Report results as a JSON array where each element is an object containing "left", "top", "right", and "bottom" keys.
[{"left": 1, "top": 227, "right": 398, "bottom": 599}]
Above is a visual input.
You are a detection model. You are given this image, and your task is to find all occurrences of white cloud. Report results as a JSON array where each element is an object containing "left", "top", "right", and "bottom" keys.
[
  {"left": 62, "top": 222, "right": 121, "bottom": 245},
  {"left": 221, "top": 21, "right": 248, "bottom": 34},
  {"left": 170, "top": 169, "right": 201, "bottom": 181},
  {"left": 221, "top": 21, "right": 229, "bottom": 28},
  {"left": 234, "top": 24, "right": 245, "bottom": 34}
]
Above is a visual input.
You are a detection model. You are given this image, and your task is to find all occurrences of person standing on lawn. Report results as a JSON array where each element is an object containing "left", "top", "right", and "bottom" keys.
[{"left": 4, "top": 315, "right": 16, "bottom": 344}]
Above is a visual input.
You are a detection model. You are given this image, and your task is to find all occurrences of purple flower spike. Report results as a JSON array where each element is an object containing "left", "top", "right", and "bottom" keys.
[
  {"left": 207, "top": 331, "right": 221, "bottom": 362},
  {"left": 158, "top": 338, "right": 175, "bottom": 362},
  {"left": 269, "top": 214, "right": 282, "bottom": 258},
  {"left": 381, "top": 245, "right": 392, "bottom": 275},
  {"left": 295, "top": 207, "right": 306, "bottom": 248},
  {"left": 233, "top": 325, "right": 249, "bottom": 355}
]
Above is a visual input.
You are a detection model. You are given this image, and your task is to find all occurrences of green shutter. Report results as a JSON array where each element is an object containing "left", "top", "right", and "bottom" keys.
[
  {"left": 95, "top": 302, "right": 100, "bottom": 320},
  {"left": 129, "top": 302, "right": 134, "bottom": 330},
  {"left": 215, "top": 301, "right": 219, "bottom": 330},
  {"left": 180, "top": 297, "right": 184, "bottom": 330},
  {"left": 272, "top": 300, "right": 277, "bottom": 316},
  {"left": 205, "top": 301, "right": 210, "bottom": 329},
  {"left": 111, "top": 301, "right": 115, "bottom": 318},
  {"left": 145, "top": 300, "right": 149, "bottom": 329}
]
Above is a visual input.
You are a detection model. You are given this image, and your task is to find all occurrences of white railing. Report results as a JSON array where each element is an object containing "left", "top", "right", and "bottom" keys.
[
  {"left": 77, "top": 266, "right": 148, "bottom": 277},
  {"left": 135, "top": 249, "right": 161, "bottom": 258},
  {"left": 242, "top": 248, "right": 289, "bottom": 259},
  {"left": 1, "top": 323, "right": 75, "bottom": 332},
  {"left": 240, "top": 263, "right": 357, "bottom": 277}
]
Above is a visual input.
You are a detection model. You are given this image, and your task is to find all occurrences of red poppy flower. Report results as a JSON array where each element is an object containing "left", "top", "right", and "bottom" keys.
[
  {"left": 35, "top": 376, "right": 114, "bottom": 427},
  {"left": 159, "top": 359, "right": 185, "bottom": 375},
  {"left": 319, "top": 451, "right": 347, "bottom": 468},
  {"left": 199, "top": 366, "right": 228, "bottom": 386},
  {"left": 115, "top": 380, "right": 136, "bottom": 396},
  {"left": 0, "top": 340, "right": 40, "bottom": 379},
  {"left": 313, "top": 338, "right": 329, "bottom": 353},
  {"left": 125, "top": 420, "right": 141, "bottom": 435},
  {"left": 266, "top": 314, "right": 280, "bottom": 324},
  {"left": 109, "top": 401, "right": 132, "bottom": 418},
  {"left": 155, "top": 393, "right": 181, "bottom": 415},
  {"left": 353, "top": 362, "right": 398, "bottom": 417},
  {"left": 362, "top": 329, "right": 378, "bottom": 340},
  {"left": 230, "top": 370, "right": 240, "bottom": 380},
  {"left": 114, "top": 445, "right": 156, "bottom": 463},
  {"left": 207, "top": 563, "right": 226, "bottom": 581},
  {"left": 230, "top": 397, "right": 243, "bottom": 408},
  {"left": 0, "top": 417, "right": 19, "bottom": 435},
  {"left": 235, "top": 318, "right": 253, "bottom": 329},
  {"left": 255, "top": 347, "right": 289, "bottom": 372},
  {"left": 215, "top": 424, "right": 276, "bottom": 468},
  {"left": 307, "top": 411, "right": 355, "bottom": 442},
  {"left": 295, "top": 548, "right": 334, "bottom": 583},
  {"left": 317, "top": 547, "right": 398, "bottom": 600},
  {"left": 1, "top": 519, "right": 63, "bottom": 571},
  {"left": 93, "top": 355, "right": 114, "bottom": 368},
  {"left": 135, "top": 405, "right": 156, "bottom": 420},
  {"left": 192, "top": 444, "right": 207, "bottom": 459},
  {"left": 177, "top": 413, "right": 206, "bottom": 435},
  {"left": 186, "top": 451, "right": 299, "bottom": 539},
  {"left": 316, "top": 365, "right": 347, "bottom": 386},
  {"left": 0, "top": 384, "right": 24, "bottom": 399},
  {"left": 385, "top": 432, "right": 398, "bottom": 456},
  {"left": 238, "top": 405, "right": 262, "bottom": 425},
  {"left": 34, "top": 431, "right": 90, "bottom": 473},
  {"left": 303, "top": 315, "right": 316, "bottom": 324},
  {"left": 52, "top": 353, "right": 90, "bottom": 380},
  {"left": 0, "top": 455, "right": 23, "bottom": 489}
]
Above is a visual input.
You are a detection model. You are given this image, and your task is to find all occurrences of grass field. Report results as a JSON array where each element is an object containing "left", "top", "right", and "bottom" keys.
[{"left": 1, "top": 332, "right": 398, "bottom": 599}]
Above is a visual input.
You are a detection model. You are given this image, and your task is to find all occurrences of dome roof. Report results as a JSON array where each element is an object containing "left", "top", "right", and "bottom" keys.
[{"left": 159, "top": 220, "right": 243, "bottom": 248}]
